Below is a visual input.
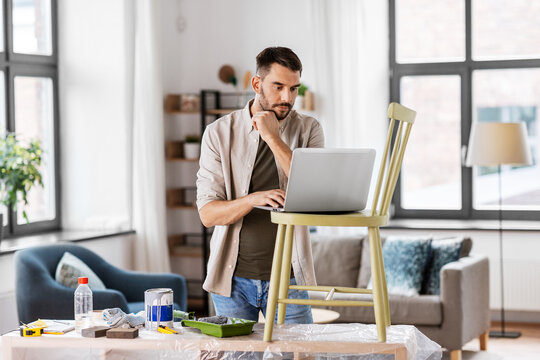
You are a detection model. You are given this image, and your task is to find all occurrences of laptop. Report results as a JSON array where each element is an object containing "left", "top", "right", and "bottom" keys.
[{"left": 255, "top": 148, "right": 376, "bottom": 213}]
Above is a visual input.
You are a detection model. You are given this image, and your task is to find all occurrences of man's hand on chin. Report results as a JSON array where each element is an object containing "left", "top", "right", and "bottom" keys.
[{"left": 252, "top": 111, "right": 280, "bottom": 143}]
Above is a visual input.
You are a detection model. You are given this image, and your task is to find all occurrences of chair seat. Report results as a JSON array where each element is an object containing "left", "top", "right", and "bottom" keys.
[{"left": 270, "top": 210, "right": 389, "bottom": 227}]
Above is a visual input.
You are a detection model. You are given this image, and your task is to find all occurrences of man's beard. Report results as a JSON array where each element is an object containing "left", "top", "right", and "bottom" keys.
[{"left": 259, "top": 88, "right": 293, "bottom": 120}]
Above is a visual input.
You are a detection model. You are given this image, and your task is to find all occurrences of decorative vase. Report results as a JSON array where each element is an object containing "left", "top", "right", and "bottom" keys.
[
  {"left": 304, "top": 90, "right": 314, "bottom": 111},
  {"left": 184, "top": 143, "right": 200, "bottom": 159},
  {"left": 294, "top": 96, "right": 304, "bottom": 110}
]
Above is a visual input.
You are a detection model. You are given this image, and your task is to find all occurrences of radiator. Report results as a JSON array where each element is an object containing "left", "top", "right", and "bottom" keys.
[{"left": 490, "top": 260, "right": 540, "bottom": 311}]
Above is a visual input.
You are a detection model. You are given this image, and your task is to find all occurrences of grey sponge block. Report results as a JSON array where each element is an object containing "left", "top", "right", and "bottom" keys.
[{"left": 197, "top": 315, "right": 228, "bottom": 324}]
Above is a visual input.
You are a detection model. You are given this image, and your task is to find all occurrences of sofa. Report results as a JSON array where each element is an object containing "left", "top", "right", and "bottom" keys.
[{"left": 309, "top": 233, "right": 490, "bottom": 359}]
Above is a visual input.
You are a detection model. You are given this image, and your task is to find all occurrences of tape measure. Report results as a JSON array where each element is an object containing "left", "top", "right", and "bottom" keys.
[
  {"left": 20, "top": 327, "right": 44, "bottom": 337},
  {"left": 19, "top": 319, "right": 47, "bottom": 337}
]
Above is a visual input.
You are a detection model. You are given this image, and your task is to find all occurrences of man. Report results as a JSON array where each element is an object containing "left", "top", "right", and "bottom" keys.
[{"left": 196, "top": 47, "right": 324, "bottom": 323}]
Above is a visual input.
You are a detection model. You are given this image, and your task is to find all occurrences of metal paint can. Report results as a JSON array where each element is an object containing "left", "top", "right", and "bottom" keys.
[{"left": 145, "top": 288, "right": 174, "bottom": 330}]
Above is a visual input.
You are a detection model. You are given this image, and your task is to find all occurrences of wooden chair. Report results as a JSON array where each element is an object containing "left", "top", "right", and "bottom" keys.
[{"left": 263, "top": 102, "right": 416, "bottom": 342}]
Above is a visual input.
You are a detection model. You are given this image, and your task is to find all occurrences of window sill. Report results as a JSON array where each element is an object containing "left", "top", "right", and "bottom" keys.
[
  {"left": 386, "top": 218, "right": 540, "bottom": 232},
  {"left": 0, "top": 229, "right": 136, "bottom": 256}
]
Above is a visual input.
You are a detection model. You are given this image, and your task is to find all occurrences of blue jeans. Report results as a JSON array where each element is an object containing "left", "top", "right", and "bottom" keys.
[{"left": 212, "top": 276, "right": 313, "bottom": 324}]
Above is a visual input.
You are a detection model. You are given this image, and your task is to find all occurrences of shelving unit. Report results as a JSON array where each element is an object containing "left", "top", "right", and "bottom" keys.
[
  {"left": 164, "top": 93, "right": 207, "bottom": 313},
  {"left": 164, "top": 90, "right": 253, "bottom": 315}
]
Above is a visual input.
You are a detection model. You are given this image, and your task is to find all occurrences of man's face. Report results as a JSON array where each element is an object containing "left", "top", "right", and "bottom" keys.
[{"left": 256, "top": 63, "right": 301, "bottom": 120}]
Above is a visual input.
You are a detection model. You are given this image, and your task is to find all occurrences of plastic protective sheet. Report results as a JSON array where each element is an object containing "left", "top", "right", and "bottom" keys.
[{"left": 2, "top": 323, "right": 441, "bottom": 360}]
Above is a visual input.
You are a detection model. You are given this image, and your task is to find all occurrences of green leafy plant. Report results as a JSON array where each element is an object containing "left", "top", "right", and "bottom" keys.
[
  {"left": 0, "top": 133, "right": 43, "bottom": 223},
  {"left": 298, "top": 83, "right": 308, "bottom": 97},
  {"left": 185, "top": 134, "right": 201, "bottom": 143}
]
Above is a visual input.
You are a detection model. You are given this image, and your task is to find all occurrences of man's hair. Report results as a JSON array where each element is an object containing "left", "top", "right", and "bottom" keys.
[{"left": 256, "top": 47, "right": 302, "bottom": 78}]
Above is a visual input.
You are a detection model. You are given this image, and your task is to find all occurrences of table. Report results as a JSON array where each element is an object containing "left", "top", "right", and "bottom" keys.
[
  {"left": 258, "top": 308, "right": 340, "bottom": 324},
  {"left": 2, "top": 323, "right": 441, "bottom": 360}
]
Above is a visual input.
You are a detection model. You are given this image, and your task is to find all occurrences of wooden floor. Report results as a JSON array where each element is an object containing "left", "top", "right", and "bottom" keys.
[{"left": 458, "top": 322, "right": 540, "bottom": 359}]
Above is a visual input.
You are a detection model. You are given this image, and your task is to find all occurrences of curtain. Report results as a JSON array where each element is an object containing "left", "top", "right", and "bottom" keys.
[
  {"left": 131, "top": 0, "right": 170, "bottom": 272},
  {"left": 309, "top": 0, "right": 389, "bottom": 235}
]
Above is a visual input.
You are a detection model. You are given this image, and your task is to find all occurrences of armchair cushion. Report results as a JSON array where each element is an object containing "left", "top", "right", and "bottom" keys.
[{"left": 55, "top": 251, "right": 106, "bottom": 290}]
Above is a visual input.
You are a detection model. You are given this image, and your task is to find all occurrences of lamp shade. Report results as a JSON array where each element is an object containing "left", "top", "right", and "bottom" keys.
[{"left": 466, "top": 122, "right": 532, "bottom": 166}]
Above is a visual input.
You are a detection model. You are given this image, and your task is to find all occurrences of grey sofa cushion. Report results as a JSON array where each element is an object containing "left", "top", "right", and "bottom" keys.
[
  {"left": 308, "top": 291, "right": 442, "bottom": 325},
  {"left": 357, "top": 236, "right": 381, "bottom": 288},
  {"left": 459, "top": 237, "right": 472, "bottom": 257},
  {"left": 310, "top": 234, "right": 363, "bottom": 288}
]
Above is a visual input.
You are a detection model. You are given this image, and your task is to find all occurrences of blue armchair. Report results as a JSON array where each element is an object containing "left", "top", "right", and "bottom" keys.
[{"left": 15, "top": 243, "right": 187, "bottom": 324}]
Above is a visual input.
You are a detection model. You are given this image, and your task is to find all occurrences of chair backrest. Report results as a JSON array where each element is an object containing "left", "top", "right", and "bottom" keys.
[{"left": 370, "top": 102, "right": 416, "bottom": 217}]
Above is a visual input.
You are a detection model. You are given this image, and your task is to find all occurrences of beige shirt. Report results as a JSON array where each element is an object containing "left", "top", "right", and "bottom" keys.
[{"left": 196, "top": 100, "right": 325, "bottom": 297}]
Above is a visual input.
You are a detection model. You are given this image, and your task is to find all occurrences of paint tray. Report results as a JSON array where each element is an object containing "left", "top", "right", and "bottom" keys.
[{"left": 181, "top": 317, "right": 256, "bottom": 338}]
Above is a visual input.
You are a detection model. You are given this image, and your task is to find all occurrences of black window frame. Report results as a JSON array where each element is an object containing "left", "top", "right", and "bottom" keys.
[
  {"left": 390, "top": 0, "right": 540, "bottom": 221},
  {"left": 1, "top": 0, "right": 60, "bottom": 236}
]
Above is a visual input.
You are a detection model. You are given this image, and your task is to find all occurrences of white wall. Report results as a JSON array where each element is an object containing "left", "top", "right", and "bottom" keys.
[
  {"left": 58, "top": 0, "right": 131, "bottom": 231},
  {"left": 160, "top": 0, "right": 315, "bottom": 95}
]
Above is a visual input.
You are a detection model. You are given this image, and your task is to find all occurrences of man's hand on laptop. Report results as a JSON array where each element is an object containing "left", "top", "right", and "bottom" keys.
[
  {"left": 249, "top": 189, "right": 285, "bottom": 208},
  {"left": 252, "top": 111, "right": 280, "bottom": 143}
]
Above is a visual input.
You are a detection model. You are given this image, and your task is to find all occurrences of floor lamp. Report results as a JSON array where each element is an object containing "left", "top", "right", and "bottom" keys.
[{"left": 466, "top": 122, "right": 532, "bottom": 339}]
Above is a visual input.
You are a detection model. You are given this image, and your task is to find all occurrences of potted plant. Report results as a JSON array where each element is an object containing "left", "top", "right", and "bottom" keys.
[
  {"left": 0, "top": 133, "right": 43, "bottom": 239},
  {"left": 183, "top": 134, "right": 201, "bottom": 159}
]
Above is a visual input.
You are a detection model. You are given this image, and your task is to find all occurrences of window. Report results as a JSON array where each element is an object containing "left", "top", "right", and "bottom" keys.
[
  {"left": 390, "top": 0, "right": 540, "bottom": 220},
  {"left": 1, "top": 0, "right": 59, "bottom": 236}
]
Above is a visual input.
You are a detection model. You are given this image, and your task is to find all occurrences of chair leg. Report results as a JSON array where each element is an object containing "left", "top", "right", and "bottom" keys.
[
  {"left": 450, "top": 349, "right": 462, "bottom": 360},
  {"left": 368, "top": 227, "right": 387, "bottom": 342},
  {"left": 264, "top": 224, "right": 286, "bottom": 341},
  {"left": 277, "top": 225, "right": 295, "bottom": 324},
  {"left": 374, "top": 227, "right": 390, "bottom": 327},
  {"left": 479, "top": 331, "right": 488, "bottom": 350}
]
